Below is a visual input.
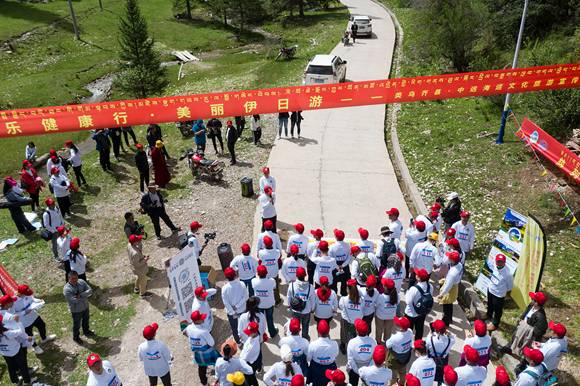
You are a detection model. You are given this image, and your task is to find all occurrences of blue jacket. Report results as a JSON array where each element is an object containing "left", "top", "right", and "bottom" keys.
[{"left": 192, "top": 120, "right": 206, "bottom": 145}]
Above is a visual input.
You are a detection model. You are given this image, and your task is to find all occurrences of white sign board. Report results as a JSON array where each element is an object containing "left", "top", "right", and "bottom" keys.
[{"left": 166, "top": 246, "right": 201, "bottom": 321}]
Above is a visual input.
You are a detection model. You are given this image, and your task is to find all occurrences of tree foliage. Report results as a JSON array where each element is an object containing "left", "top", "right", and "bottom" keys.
[{"left": 117, "top": 0, "right": 168, "bottom": 98}]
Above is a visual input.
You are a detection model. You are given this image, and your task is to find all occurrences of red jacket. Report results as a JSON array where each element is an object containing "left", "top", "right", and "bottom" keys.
[{"left": 20, "top": 167, "right": 39, "bottom": 194}]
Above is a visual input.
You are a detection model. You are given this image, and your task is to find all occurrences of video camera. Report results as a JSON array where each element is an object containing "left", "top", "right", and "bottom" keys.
[{"left": 204, "top": 232, "right": 217, "bottom": 242}]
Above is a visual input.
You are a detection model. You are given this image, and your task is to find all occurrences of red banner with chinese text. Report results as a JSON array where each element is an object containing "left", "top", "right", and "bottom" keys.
[
  {"left": 0, "top": 265, "right": 18, "bottom": 296},
  {"left": 516, "top": 118, "right": 580, "bottom": 184},
  {"left": 0, "top": 63, "right": 579, "bottom": 138}
]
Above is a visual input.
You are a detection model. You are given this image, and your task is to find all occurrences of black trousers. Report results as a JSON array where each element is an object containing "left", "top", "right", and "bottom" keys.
[
  {"left": 487, "top": 291, "right": 506, "bottom": 327},
  {"left": 111, "top": 136, "right": 123, "bottom": 158},
  {"left": 245, "top": 351, "right": 262, "bottom": 386},
  {"left": 253, "top": 128, "right": 262, "bottom": 144},
  {"left": 408, "top": 270, "right": 417, "bottom": 288},
  {"left": 198, "top": 366, "right": 208, "bottom": 385},
  {"left": 25, "top": 316, "right": 47, "bottom": 343},
  {"left": 30, "top": 189, "right": 40, "bottom": 211},
  {"left": 149, "top": 372, "right": 171, "bottom": 386},
  {"left": 261, "top": 216, "right": 277, "bottom": 233},
  {"left": 72, "top": 165, "right": 87, "bottom": 186},
  {"left": 333, "top": 266, "right": 351, "bottom": 296},
  {"left": 71, "top": 308, "right": 90, "bottom": 339},
  {"left": 3, "top": 348, "right": 31, "bottom": 384},
  {"left": 123, "top": 127, "right": 138, "bottom": 146},
  {"left": 8, "top": 207, "right": 35, "bottom": 233},
  {"left": 290, "top": 120, "right": 301, "bottom": 136},
  {"left": 349, "top": 369, "right": 360, "bottom": 386},
  {"left": 406, "top": 313, "right": 427, "bottom": 340},
  {"left": 210, "top": 133, "right": 224, "bottom": 154},
  {"left": 138, "top": 170, "right": 150, "bottom": 193},
  {"left": 306, "top": 259, "right": 316, "bottom": 285},
  {"left": 442, "top": 303, "right": 454, "bottom": 326},
  {"left": 99, "top": 148, "right": 111, "bottom": 171},
  {"left": 227, "top": 141, "right": 236, "bottom": 164},
  {"left": 56, "top": 196, "right": 71, "bottom": 216},
  {"left": 362, "top": 314, "right": 374, "bottom": 333},
  {"left": 149, "top": 208, "right": 177, "bottom": 237}
]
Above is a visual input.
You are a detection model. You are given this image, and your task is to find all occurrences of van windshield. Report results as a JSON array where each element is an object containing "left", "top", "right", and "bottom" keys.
[
  {"left": 307, "top": 65, "right": 334, "bottom": 75},
  {"left": 355, "top": 19, "right": 370, "bottom": 25}
]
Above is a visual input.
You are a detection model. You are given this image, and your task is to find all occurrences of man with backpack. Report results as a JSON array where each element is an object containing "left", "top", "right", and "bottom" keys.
[
  {"left": 350, "top": 246, "right": 380, "bottom": 286},
  {"left": 286, "top": 267, "right": 315, "bottom": 340},
  {"left": 514, "top": 347, "right": 553, "bottom": 385},
  {"left": 404, "top": 268, "right": 433, "bottom": 340},
  {"left": 408, "top": 232, "right": 438, "bottom": 287},
  {"left": 376, "top": 225, "right": 400, "bottom": 270}
]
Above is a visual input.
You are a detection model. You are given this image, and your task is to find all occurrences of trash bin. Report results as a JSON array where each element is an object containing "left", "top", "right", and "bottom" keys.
[
  {"left": 216, "top": 243, "right": 234, "bottom": 272},
  {"left": 240, "top": 177, "right": 254, "bottom": 197}
]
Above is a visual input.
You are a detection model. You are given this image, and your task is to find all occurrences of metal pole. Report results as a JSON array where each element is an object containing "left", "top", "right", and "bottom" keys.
[
  {"left": 496, "top": 0, "right": 529, "bottom": 144},
  {"left": 67, "top": 0, "right": 81, "bottom": 40},
  {"left": 98, "top": 0, "right": 103, "bottom": 11}
]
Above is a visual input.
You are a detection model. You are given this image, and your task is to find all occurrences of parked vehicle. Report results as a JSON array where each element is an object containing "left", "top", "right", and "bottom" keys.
[
  {"left": 350, "top": 15, "right": 372, "bottom": 37},
  {"left": 180, "top": 149, "right": 225, "bottom": 181},
  {"left": 176, "top": 120, "right": 194, "bottom": 138},
  {"left": 302, "top": 54, "right": 347, "bottom": 85}
]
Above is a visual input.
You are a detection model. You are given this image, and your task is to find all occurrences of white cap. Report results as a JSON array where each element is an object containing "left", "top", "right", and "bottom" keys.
[
  {"left": 280, "top": 344, "right": 293, "bottom": 362},
  {"left": 446, "top": 192, "right": 459, "bottom": 200}
]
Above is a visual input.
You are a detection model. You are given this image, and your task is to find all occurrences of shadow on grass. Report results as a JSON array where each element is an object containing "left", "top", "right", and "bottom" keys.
[
  {"left": 175, "top": 16, "right": 265, "bottom": 45},
  {"left": 280, "top": 6, "right": 349, "bottom": 28},
  {"left": 0, "top": 1, "right": 74, "bottom": 40},
  {"left": 33, "top": 340, "right": 78, "bottom": 384}
]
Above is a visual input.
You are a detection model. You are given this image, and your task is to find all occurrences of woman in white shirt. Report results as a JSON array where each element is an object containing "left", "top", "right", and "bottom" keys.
[
  {"left": 65, "top": 140, "right": 87, "bottom": 187},
  {"left": 313, "top": 276, "right": 338, "bottom": 324},
  {"left": 375, "top": 278, "right": 398, "bottom": 344},
  {"left": 13, "top": 284, "right": 56, "bottom": 355},
  {"left": 251, "top": 115, "right": 262, "bottom": 145},
  {"left": 281, "top": 245, "right": 306, "bottom": 283},
  {"left": 385, "top": 316, "right": 414, "bottom": 384},
  {"left": 309, "top": 241, "right": 337, "bottom": 286},
  {"left": 138, "top": 322, "right": 173, "bottom": 386},
  {"left": 360, "top": 275, "right": 379, "bottom": 330},
  {"left": 0, "top": 317, "right": 33, "bottom": 385},
  {"left": 238, "top": 297, "right": 267, "bottom": 343},
  {"left": 230, "top": 243, "right": 258, "bottom": 296},
  {"left": 425, "top": 319, "right": 455, "bottom": 385},
  {"left": 215, "top": 342, "right": 253, "bottom": 386},
  {"left": 264, "top": 344, "right": 302, "bottom": 386},
  {"left": 240, "top": 322, "right": 262, "bottom": 386},
  {"left": 338, "top": 279, "right": 363, "bottom": 354},
  {"left": 49, "top": 166, "right": 72, "bottom": 217},
  {"left": 66, "top": 237, "right": 87, "bottom": 281},
  {"left": 279, "top": 318, "right": 310, "bottom": 376},
  {"left": 184, "top": 311, "right": 220, "bottom": 386}
]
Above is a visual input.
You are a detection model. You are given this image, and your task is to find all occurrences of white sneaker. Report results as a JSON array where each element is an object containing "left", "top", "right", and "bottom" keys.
[
  {"left": 41, "top": 334, "right": 56, "bottom": 344},
  {"left": 33, "top": 345, "right": 44, "bottom": 355}
]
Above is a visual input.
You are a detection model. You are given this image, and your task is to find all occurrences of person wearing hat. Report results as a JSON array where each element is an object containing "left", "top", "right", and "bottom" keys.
[
  {"left": 506, "top": 291, "right": 548, "bottom": 356},
  {"left": 307, "top": 320, "right": 339, "bottom": 386},
  {"left": 409, "top": 339, "right": 436, "bottom": 386},
  {"left": 139, "top": 183, "right": 181, "bottom": 240},
  {"left": 494, "top": 365, "right": 511, "bottom": 386},
  {"left": 386, "top": 207, "right": 404, "bottom": 240},
  {"left": 405, "top": 268, "right": 433, "bottom": 340},
  {"left": 48, "top": 165, "right": 73, "bottom": 217},
  {"left": 404, "top": 220, "right": 427, "bottom": 279},
  {"left": 127, "top": 234, "right": 151, "bottom": 297},
  {"left": 192, "top": 119, "right": 207, "bottom": 153},
  {"left": 514, "top": 347, "right": 548, "bottom": 385},
  {"left": 326, "top": 368, "right": 349, "bottom": 386},
  {"left": 63, "top": 270, "right": 94, "bottom": 344},
  {"left": 291, "top": 374, "right": 305, "bottom": 386},
  {"left": 287, "top": 266, "right": 315, "bottom": 340},
  {"left": 2, "top": 176, "right": 36, "bottom": 234},
  {"left": 329, "top": 228, "right": 352, "bottom": 296},
  {"left": 386, "top": 316, "right": 414, "bottom": 385},
  {"left": 459, "top": 320, "right": 491, "bottom": 367},
  {"left": 313, "top": 275, "right": 338, "bottom": 325},
  {"left": 225, "top": 118, "right": 237, "bottom": 165},
  {"left": 287, "top": 223, "right": 308, "bottom": 259},
  {"left": 442, "top": 238, "right": 465, "bottom": 268},
  {"left": 415, "top": 212, "right": 435, "bottom": 236},
  {"left": 376, "top": 225, "right": 400, "bottom": 270},
  {"left": 426, "top": 320, "right": 455, "bottom": 385},
  {"left": 358, "top": 345, "right": 392, "bottom": 386},
  {"left": 486, "top": 253, "right": 514, "bottom": 332},
  {"left": 240, "top": 321, "right": 263, "bottom": 386},
  {"left": 215, "top": 342, "right": 253, "bottom": 386},
  {"left": 151, "top": 140, "right": 171, "bottom": 187},
  {"left": 264, "top": 344, "right": 303, "bottom": 386},
  {"left": 382, "top": 251, "right": 406, "bottom": 296},
  {"left": 258, "top": 220, "right": 282, "bottom": 251},
  {"left": 0, "top": 294, "right": 21, "bottom": 327},
  {"left": 306, "top": 228, "right": 324, "bottom": 285},
  {"left": 230, "top": 244, "right": 258, "bottom": 296},
  {"left": 134, "top": 143, "right": 150, "bottom": 193},
  {"left": 184, "top": 310, "right": 220, "bottom": 386},
  {"left": 375, "top": 278, "right": 398, "bottom": 344},
  {"left": 257, "top": 235, "right": 282, "bottom": 305},
  {"left": 455, "top": 345, "right": 487, "bottom": 385},
  {"left": 20, "top": 159, "right": 42, "bottom": 211},
  {"left": 223, "top": 267, "right": 249, "bottom": 344},
  {"left": 13, "top": 284, "right": 56, "bottom": 355},
  {"left": 310, "top": 240, "right": 338, "bottom": 289},
  {"left": 252, "top": 265, "right": 278, "bottom": 338},
  {"left": 405, "top": 374, "right": 421, "bottom": 386},
  {"left": 86, "top": 353, "right": 121, "bottom": 386},
  {"left": 0, "top": 313, "right": 35, "bottom": 385},
  {"left": 359, "top": 275, "right": 379, "bottom": 331},
  {"left": 64, "top": 140, "right": 87, "bottom": 188},
  {"left": 538, "top": 321, "right": 568, "bottom": 372},
  {"left": 138, "top": 322, "right": 173, "bottom": 386},
  {"left": 259, "top": 186, "right": 277, "bottom": 232},
  {"left": 451, "top": 211, "right": 475, "bottom": 256},
  {"left": 279, "top": 318, "right": 310, "bottom": 375},
  {"left": 408, "top": 232, "right": 438, "bottom": 287},
  {"left": 191, "top": 286, "right": 217, "bottom": 331},
  {"left": 282, "top": 245, "right": 307, "bottom": 284},
  {"left": 442, "top": 365, "right": 458, "bottom": 386},
  {"left": 347, "top": 318, "right": 377, "bottom": 386},
  {"left": 441, "top": 192, "right": 462, "bottom": 231},
  {"left": 91, "top": 129, "right": 112, "bottom": 171},
  {"left": 46, "top": 151, "right": 68, "bottom": 178},
  {"left": 435, "top": 250, "right": 463, "bottom": 327},
  {"left": 64, "top": 237, "right": 88, "bottom": 281},
  {"left": 259, "top": 167, "right": 276, "bottom": 194},
  {"left": 357, "top": 227, "right": 375, "bottom": 254},
  {"left": 339, "top": 279, "right": 364, "bottom": 354},
  {"left": 237, "top": 297, "right": 267, "bottom": 344}
]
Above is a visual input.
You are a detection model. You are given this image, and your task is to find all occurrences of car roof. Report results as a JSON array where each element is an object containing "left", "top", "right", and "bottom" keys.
[
  {"left": 308, "top": 54, "right": 338, "bottom": 66},
  {"left": 353, "top": 15, "right": 371, "bottom": 20}
]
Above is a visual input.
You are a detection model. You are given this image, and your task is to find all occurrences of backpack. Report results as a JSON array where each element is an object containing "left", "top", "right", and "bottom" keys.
[
  {"left": 430, "top": 335, "right": 451, "bottom": 367},
  {"left": 523, "top": 363, "right": 558, "bottom": 386},
  {"left": 413, "top": 283, "right": 433, "bottom": 315},
  {"left": 290, "top": 282, "right": 310, "bottom": 312},
  {"left": 379, "top": 237, "right": 397, "bottom": 267},
  {"left": 357, "top": 253, "right": 378, "bottom": 283}
]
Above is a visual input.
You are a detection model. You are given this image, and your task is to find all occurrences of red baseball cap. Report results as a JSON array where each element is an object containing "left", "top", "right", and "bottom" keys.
[
  {"left": 241, "top": 243, "right": 251, "bottom": 255},
  {"left": 49, "top": 149, "right": 57, "bottom": 157},
  {"left": 372, "top": 345, "right": 386, "bottom": 365},
  {"left": 190, "top": 221, "right": 202, "bottom": 231},
  {"left": 318, "top": 240, "right": 329, "bottom": 252},
  {"left": 350, "top": 245, "right": 361, "bottom": 255},
  {"left": 264, "top": 220, "right": 274, "bottom": 230},
  {"left": 17, "top": 284, "right": 33, "bottom": 296},
  {"left": 51, "top": 166, "right": 60, "bottom": 175},
  {"left": 317, "top": 319, "right": 330, "bottom": 335},
  {"left": 529, "top": 291, "right": 547, "bottom": 306},
  {"left": 135, "top": 143, "right": 144, "bottom": 150},
  {"left": 296, "top": 267, "right": 307, "bottom": 280},
  {"left": 413, "top": 339, "right": 426, "bottom": 350},
  {"left": 87, "top": 353, "right": 102, "bottom": 367},
  {"left": 264, "top": 186, "right": 273, "bottom": 195},
  {"left": 319, "top": 275, "right": 329, "bottom": 285},
  {"left": 386, "top": 207, "right": 400, "bottom": 217},
  {"left": 333, "top": 228, "right": 345, "bottom": 241},
  {"left": 474, "top": 319, "right": 487, "bottom": 336},
  {"left": 394, "top": 316, "right": 410, "bottom": 330},
  {"left": 347, "top": 278, "right": 357, "bottom": 287},
  {"left": 45, "top": 197, "right": 55, "bottom": 206},
  {"left": 354, "top": 318, "right": 369, "bottom": 335},
  {"left": 405, "top": 374, "right": 421, "bottom": 386},
  {"left": 446, "top": 238, "right": 460, "bottom": 248},
  {"left": 495, "top": 253, "right": 507, "bottom": 263},
  {"left": 243, "top": 321, "right": 259, "bottom": 335},
  {"left": 257, "top": 265, "right": 268, "bottom": 278},
  {"left": 227, "top": 120, "right": 233, "bottom": 125},
  {"left": 290, "top": 374, "right": 305, "bottom": 386},
  {"left": 446, "top": 251, "right": 461, "bottom": 263},
  {"left": 431, "top": 203, "right": 442, "bottom": 211},
  {"left": 325, "top": 369, "right": 346, "bottom": 384},
  {"left": 464, "top": 345, "right": 480, "bottom": 363},
  {"left": 431, "top": 319, "right": 446, "bottom": 332},
  {"left": 191, "top": 310, "right": 207, "bottom": 322},
  {"left": 70, "top": 237, "right": 80, "bottom": 250},
  {"left": 194, "top": 286, "right": 209, "bottom": 300},
  {"left": 414, "top": 268, "right": 430, "bottom": 281},
  {"left": 429, "top": 210, "right": 439, "bottom": 218},
  {"left": 224, "top": 267, "right": 236, "bottom": 280},
  {"left": 129, "top": 234, "right": 143, "bottom": 244},
  {"left": 396, "top": 251, "right": 405, "bottom": 261},
  {"left": 56, "top": 225, "right": 66, "bottom": 235},
  {"left": 262, "top": 167, "right": 270, "bottom": 174},
  {"left": 289, "top": 318, "right": 301, "bottom": 334},
  {"left": 495, "top": 365, "right": 510, "bottom": 386},
  {"left": 366, "top": 274, "right": 377, "bottom": 288},
  {"left": 289, "top": 244, "right": 299, "bottom": 255},
  {"left": 310, "top": 228, "right": 323, "bottom": 239},
  {"left": 414, "top": 220, "right": 426, "bottom": 232},
  {"left": 263, "top": 235, "right": 273, "bottom": 247},
  {"left": 523, "top": 346, "right": 544, "bottom": 363},
  {"left": 548, "top": 321, "right": 567, "bottom": 338},
  {"left": 358, "top": 227, "right": 369, "bottom": 239},
  {"left": 294, "top": 223, "right": 305, "bottom": 233},
  {"left": 446, "top": 228, "right": 456, "bottom": 237},
  {"left": 381, "top": 278, "right": 395, "bottom": 290},
  {"left": 143, "top": 322, "right": 159, "bottom": 340},
  {"left": 443, "top": 365, "right": 458, "bottom": 386},
  {"left": 460, "top": 211, "right": 471, "bottom": 218}
]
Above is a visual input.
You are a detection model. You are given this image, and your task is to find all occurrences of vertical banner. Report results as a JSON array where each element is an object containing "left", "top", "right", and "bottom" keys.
[{"left": 165, "top": 246, "right": 202, "bottom": 321}]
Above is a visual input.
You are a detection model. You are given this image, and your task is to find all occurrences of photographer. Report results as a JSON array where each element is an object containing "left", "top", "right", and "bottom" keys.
[
  {"left": 124, "top": 212, "right": 146, "bottom": 239},
  {"left": 187, "top": 221, "right": 215, "bottom": 267}
]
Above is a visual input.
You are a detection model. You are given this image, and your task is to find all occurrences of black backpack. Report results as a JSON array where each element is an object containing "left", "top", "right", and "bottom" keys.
[
  {"left": 290, "top": 282, "right": 310, "bottom": 312},
  {"left": 379, "top": 237, "right": 397, "bottom": 267},
  {"left": 413, "top": 283, "right": 433, "bottom": 315}
]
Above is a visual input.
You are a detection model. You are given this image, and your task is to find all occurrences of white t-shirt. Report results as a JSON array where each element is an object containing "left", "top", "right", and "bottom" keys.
[
  {"left": 307, "top": 337, "right": 338, "bottom": 365},
  {"left": 137, "top": 339, "right": 172, "bottom": 377},
  {"left": 514, "top": 364, "right": 545, "bottom": 386},
  {"left": 359, "top": 365, "right": 393, "bottom": 386},
  {"left": 359, "top": 287, "right": 379, "bottom": 316},
  {"left": 222, "top": 280, "right": 248, "bottom": 316},
  {"left": 329, "top": 241, "right": 351, "bottom": 267},
  {"left": 382, "top": 266, "right": 406, "bottom": 293},
  {"left": 57, "top": 235, "right": 71, "bottom": 261},
  {"left": 191, "top": 288, "right": 217, "bottom": 331},
  {"left": 259, "top": 175, "right": 276, "bottom": 193},
  {"left": 281, "top": 257, "right": 306, "bottom": 283},
  {"left": 313, "top": 290, "right": 338, "bottom": 319},
  {"left": 66, "top": 250, "right": 87, "bottom": 275},
  {"left": 49, "top": 174, "right": 70, "bottom": 198},
  {"left": 287, "top": 281, "right": 315, "bottom": 314},
  {"left": 385, "top": 329, "right": 413, "bottom": 354},
  {"left": 263, "top": 361, "right": 302, "bottom": 386},
  {"left": 358, "top": 239, "right": 375, "bottom": 254},
  {"left": 43, "top": 208, "right": 64, "bottom": 233},
  {"left": 404, "top": 281, "right": 432, "bottom": 318},
  {"left": 279, "top": 335, "right": 310, "bottom": 358},
  {"left": 409, "top": 241, "right": 437, "bottom": 273},
  {"left": 230, "top": 254, "right": 258, "bottom": 281},
  {"left": 0, "top": 327, "right": 27, "bottom": 357},
  {"left": 540, "top": 337, "right": 568, "bottom": 371},
  {"left": 455, "top": 364, "right": 487, "bottom": 386},
  {"left": 257, "top": 230, "right": 282, "bottom": 252},
  {"left": 310, "top": 254, "right": 338, "bottom": 285},
  {"left": 185, "top": 324, "right": 214, "bottom": 352},
  {"left": 258, "top": 248, "right": 281, "bottom": 278},
  {"left": 488, "top": 265, "right": 514, "bottom": 298},
  {"left": 69, "top": 148, "right": 82, "bottom": 167},
  {"left": 464, "top": 335, "right": 492, "bottom": 359},
  {"left": 351, "top": 253, "right": 380, "bottom": 286},
  {"left": 286, "top": 234, "right": 309, "bottom": 256},
  {"left": 259, "top": 193, "right": 276, "bottom": 218},
  {"left": 389, "top": 219, "right": 404, "bottom": 240},
  {"left": 415, "top": 215, "right": 434, "bottom": 235},
  {"left": 215, "top": 357, "right": 253, "bottom": 386},
  {"left": 12, "top": 295, "right": 43, "bottom": 328},
  {"left": 426, "top": 332, "right": 455, "bottom": 359},
  {"left": 86, "top": 360, "right": 122, "bottom": 386},
  {"left": 347, "top": 335, "right": 377, "bottom": 374},
  {"left": 451, "top": 221, "right": 475, "bottom": 253},
  {"left": 240, "top": 335, "right": 261, "bottom": 364},
  {"left": 375, "top": 292, "right": 398, "bottom": 320},
  {"left": 251, "top": 277, "right": 276, "bottom": 309},
  {"left": 404, "top": 228, "right": 426, "bottom": 257},
  {"left": 409, "top": 355, "right": 436, "bottom": 386},
  {"left": 339, "top": 294, "right": 364, "bottom": 324}
]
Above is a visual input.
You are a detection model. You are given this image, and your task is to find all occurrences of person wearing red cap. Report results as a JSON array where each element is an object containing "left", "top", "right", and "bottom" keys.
[
  {"left": 64, "top": 140, "right": 87, "bottom": 188},
  {"left": 415, "top": 211, "right": 435, "bottom": 236},
  {"left": 486, "top": 253, "right": 514, "bottom": 332},
  {"left": 263, "top": 344, "right": 303, "bottom": 386},
  {"left": 408, "top": 232, "right": 438, "bottom": 287},
  {"left": 494, "top": 365, "right": 511, "bottom": 386},
  {"left": 375, "top": 278, "right": 398, "bottom": 344},
  {"left": 230, "top": 243, "right": 258, "bottom": 296},
  {"left": 20, "top": 159, "right": 41, "bottom": 211},
  {"left": 386, "top": 207, "right": 403, "bottom": 240},
  {"left": 404, "top": 268, "right": 433, "bottom": 340},
  {"left": 307, "top": 320, "right": 339, "bottom": 386},
  {"left": 127, "top": 234, "right": 151, "bottom": 297},
  {"left": 358, "top": 345, "right": 392, "bottom": 386},
  {"left": 347, "top": 318, "right": 377, "bottom": 386},
  {"left": 426, "top": 320, "right": 455, "bottom": 384},
  {"left": 538, "top": 321, "right": 568, "bottom": 372},
  {"left": 13, "top": 284, "right": 56, "bottom": 355},
  {"left": 222, "top": 267, "right": 249, "bottom": 344},
  {"left": 339, "top": 279, "right": 364, "bottom": 354},
  {"left": 455, "top": 345, "right": 487, "bottom": 385},
  {"left": 405, "top": 373, "right": 421, "bottom": 386},
  {"left": 291, "top": 374, "right": 305, "bottom": 386},
  {"left": 451, "top": 211, "right": 475, "bottom": 256},
  {"left": 0, "top": 313, "right": 35, "bottom": 385},
  {"left": 306, "top": 228, "right": 324, "bottom": 285},
  {"left": 443, "top": 365, "right": 458, "bottom": 386},
  {"left": 279, "top": 317, "right": 310, "bottom": 375},
  {"left": 310, "top": 240, "right": 338, "bottom": 288},
  {"left": 329, "top": 228, "right": 352, "bottom": 296},
  {"left": 184, "top": 310, "right": 220, "bottom": 386},
  {"left": 313, "top": 274, "right": 338, "bottom": 324},
  {"left": 357, "top": 227, "right": 375, "bottom": 254},
  {"left": 48, "top": 164, "right": 73, "bottom": 217},
  {"left": 287, "top": 266, "right": 315, "bottom": 340},
  {"left": 237, "top": 297, "right": 267, "bottom": 344},
  {"left": 443, "top": 238, "right": 465, "bottom": 269},
  {"left": 282, "top": 245, "right": 307, "bottom": 284},
  {"left": 186, "top": 221, "right": 204, "bottom": 265},
  {"left": 46, "top": 150, "right": 68, "bottom": 177},
  {"left": 134, "top": 142, "right": 151, "bottom": 192},
  {"left": 514, "top": 347, "right": 548, "bottom": 386},
  {"left": 287, "top": 223, "right": 308, "bottom": 259},
  {"left": 2, "top": 176, "right": 37, "bottom": 234},
  {"left": 252, "top": 265, "right": 278, "bottom": 338},
  {"left": 326, "top": 368, "right": 348, "bottom": 386},
  {"left": 257, "top": 235, "right": 282, "bottom": 304},
  {"left": 360, "top": 275, "right": 379, "bottom": 332},
  {"left": 140, "top": 183, "right": 181, "bottom": 240},
  {"left": 259, "top": 166, "right": 276, "bottom": 194},
  {"left": 257, "top": 220, "right": 282, "bottom": 251},
  {"left": 64, "top": 237, "right": 88, "bottom": 281},
  {"left": 192, "top": 286, "right": 217, "bottom": 331},
  {"left": 409, "top": 339, "right": 436, "bottom": 386},
  {"left": 435, "top": 250, "right": 463, "bottom": 327},
  {"left": 138, "top": 322, "right": 173, "bottom": 386},
  {"left": 240, "top": 321, "right": 263, "bottom": 386},
  {"left": 259, "top": 186, "right": 277, "bottom": 233},
  {"left": 386, "top": 316, "right": 413, "bottom": 384},
  {"left": 506, "top": 291, "right": 548, "bottom": 357},
  {"left": 404, "top": 220, "right": 428, "bottom": 280},
  {"left": 460, "top": 320, "right": 491, "bottom": 367},
  {"left": 86, "top": 353, "right": 121, "bottom": 386}
]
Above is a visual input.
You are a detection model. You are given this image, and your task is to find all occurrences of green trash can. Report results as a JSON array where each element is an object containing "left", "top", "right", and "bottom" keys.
[{"left": 241, "top": 177, "right": 254, "bottom": 197}]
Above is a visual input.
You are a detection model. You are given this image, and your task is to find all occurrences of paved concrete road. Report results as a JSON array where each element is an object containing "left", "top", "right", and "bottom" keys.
[{"left": 255, "top": 0, "right": 496, "bottom": 384}]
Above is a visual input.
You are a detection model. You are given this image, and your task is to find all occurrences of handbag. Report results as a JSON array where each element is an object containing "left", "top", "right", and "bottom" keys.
[{"left": 40, "top": 229, "right": 53, "bottom": 241}]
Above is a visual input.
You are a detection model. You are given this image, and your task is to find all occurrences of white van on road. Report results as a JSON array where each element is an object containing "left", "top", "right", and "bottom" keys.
[
  {"left": 302, "top": 54, "right": 347, "bottom": 85},
  {"left": 350, "top": 15, "right": 372, "bottom": 37}
]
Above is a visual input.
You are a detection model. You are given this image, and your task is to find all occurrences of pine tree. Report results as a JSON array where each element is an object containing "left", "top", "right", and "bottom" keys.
[{"left": 117, "top": 0, "right": 168, "bottom": 98}]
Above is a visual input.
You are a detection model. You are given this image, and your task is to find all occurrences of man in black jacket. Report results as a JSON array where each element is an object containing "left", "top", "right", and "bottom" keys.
[
  {"left": 134, "top": 144, "right": 150, "bottom": 192},
  {"left": 441, "top": 192, "right": 462, "bottom": 232},
  {"left": 226, "top": 120, "right": 237, "bottom": 165},
  {"left": 207, "top": 118, "right": 224, "bottom": 155},
  {"left": 91, "top": 129, "right": 112, "bottom": 171},
  {"left": 139, "top": 184, "right": 181, "bottom": 239}
]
